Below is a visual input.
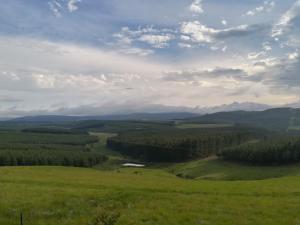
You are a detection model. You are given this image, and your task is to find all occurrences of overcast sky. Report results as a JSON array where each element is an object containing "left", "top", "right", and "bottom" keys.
[{"left": 0, "top": 0, "right": 299, "bottom": 116}]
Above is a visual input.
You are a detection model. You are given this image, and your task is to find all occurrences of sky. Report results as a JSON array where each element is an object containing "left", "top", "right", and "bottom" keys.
[{"left": 0, "top": 0, "right": 300, "bottom": 116}]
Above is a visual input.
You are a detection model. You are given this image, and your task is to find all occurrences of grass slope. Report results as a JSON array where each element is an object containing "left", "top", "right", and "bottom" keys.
[
  {"left": 1, "top": 165, "right": 300, "bottom": 225},
  {"left": 189, "top": 108, "right": 300, "bottom": 131},
  {"left": 168, "top": 157, "right": 300, "bottom": 180},
  {"left": 176, "top": 123, "right": 233, "bottom": 129}
]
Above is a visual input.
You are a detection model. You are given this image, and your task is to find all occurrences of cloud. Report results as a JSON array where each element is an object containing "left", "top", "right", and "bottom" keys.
[
  {"left": 180, "top": 21, "right": 269, "bottom": 45},
  {"left": 266, "top": 55, "right": 300, "bottom": 88},
  {"left": 1, "top": 0, "right": 300, "bottom": 114},
  {"left": 48, "top": 0, "right": 82, "bottom": 17},
  {"left": 189, "top": 0, "right": 203, "bottom": 14},
  {"left": 48, "top": 0, "right": 63, "bottom": 17},
  {"left": 163, "top": 67, "right": 254, "bottom": 82},
  {"left": 221, "top": 20, "right": 227, "bottom": 26},
  {"left": 287, "top": 52, "right": 299, "bottom": 60},
  {"left": 0, "top": 102, "right": 199, "bottom": 118},
  {"left": 0, "top": 36, "right": 190, "bottom": 113},
  {"left": 68, "top": 0, "right": 81, "bottom": 12},
  {"left": 248, "top": 51, "right": 266, "bottom": 60},
  {"left": 118, "top": 47, "right": 154, "bottom": 56},
  {"left": 245, "top": 53, "right": 300, "bottom": 92},
  {"left": 272, "top": 0, "right": 300, "bottom": 38},
  {"left": 245, "top": 0, "right": 275, "bottom": 16},
  {"left": 0, "top": 36, "right": 166, "bottom": 75},
  {"left": 178, "top": 43, "right": 192, "bottom": 48},
  {"left": 180, "top": 21, "right": 215, "bottom": 43},
  {"left": 138, "top": 34, "right": 174, "bottom": 48},
  {"left": 0, "top": 35, "right": 172, "bottom": 114},
  {"left": 0, "top": 95, "right": 22, "bottom": 103},
  {"left": 112, "top": 26, "right": 175, "bottom": 53},
  {"left": 262, "top": 42, "right": 272, "bottom": 51}
]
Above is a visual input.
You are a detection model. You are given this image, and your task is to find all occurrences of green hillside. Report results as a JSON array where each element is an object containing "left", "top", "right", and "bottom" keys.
[{"left": 2, "top": 165, "right": 300, "bottom": 225}]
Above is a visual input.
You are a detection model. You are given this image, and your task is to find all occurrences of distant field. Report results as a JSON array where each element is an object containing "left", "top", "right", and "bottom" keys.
[
  {"left": 168, "top": 157, "right": 300, "bottom": 180},
  {"left": 289, "top": 126, "right": 300, "bottom": 131},
  {"left": 89, "top": 132, "right": 127, "bottom": 169},
  {"left": 2, "top": 165, "right": 300, "bottom": 225},
  {"left": 176, "top": 123, "right": 233, "bottom": 129}
]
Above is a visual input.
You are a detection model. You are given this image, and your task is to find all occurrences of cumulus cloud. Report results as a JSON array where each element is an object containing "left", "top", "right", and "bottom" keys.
[
  {"left": 181, "top": 21, "right": 215, "bottom": 43},
  {"left": 161, "top": 53, "right": 300, "bottom": 104},
  {"left": 221, "top": 20, "right": 227, "bottom": 26},
  {"left": 180, "top": 21, "right": 269, "bottom": 45},
  {"left": 112, "top": 26, "right": 175, "bottom": 54},
  {"left": 245, "top": 0, "right": 275, "bottom": 16},
  {"left": 68, "top": 0, "right": 81, "bottom": 12},
  {"left": 272, "top": 0, "right": 300, "bottom": 38},
  {"left": 288, "top": 52, "right": 299, "bottom": 60},
  {"left": 189, "top": 0, "right": 203, "bottom": 14},
  {"left": 178, "top": 43, "right": 192, "bottom": 48},
  {"left": 138, "top": 34, "right": 174, "bottom": 48}
]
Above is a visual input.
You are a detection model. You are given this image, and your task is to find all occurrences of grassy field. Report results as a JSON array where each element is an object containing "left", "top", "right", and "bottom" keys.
[
  {"left": 168, "top": 157, "right": 300, "bottom": 180},
  {"left": 88, "top": 133, "right": 119, "bottom": 157},
  {"left": 88, "top": 132, "right": 129, "bottom": 170},
  {"left": 2, "top": 165, "right": 300, "bottom": 225},
  {"left": 176, "top": 123, "right": 233, "bottom": 129},
  {"left": 289, "top": 126, "right": 300, "bottom": 131}
]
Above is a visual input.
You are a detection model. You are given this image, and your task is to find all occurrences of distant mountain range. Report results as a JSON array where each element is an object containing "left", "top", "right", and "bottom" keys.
[
  {"left": 3, "top": 101, "right": 300, "bottom": 123},
  {"left": 188, "top": 107, "right": 300, "bottom": 131},
  {"left": 10, "top": 112, "right": 199, "bottom": 123},
  {"left": 6, "top": 107, "right": 300, "bottom": 134},
  {"left": 194, "top": 102, "right": 272, "bottom": 114}
]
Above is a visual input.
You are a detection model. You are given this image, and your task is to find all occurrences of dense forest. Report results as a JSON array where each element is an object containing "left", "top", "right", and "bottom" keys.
[
  {"left": 22, "top": 127, "right": 88, "bottom": 135},
  {"left": 0, "top": 111, "right": 299, "bottom": 166},
  {"left": 0, "top": 150, "right": 106, "bottom": 167},
  {"left": 107, "top": 127, "right": 265, "bottom": 162},
  {"left": 0, "top": 130, "right": 107, "bottom": 167},
  {"left": 220, "top": 136, "right": 300, "bottom": 164}
]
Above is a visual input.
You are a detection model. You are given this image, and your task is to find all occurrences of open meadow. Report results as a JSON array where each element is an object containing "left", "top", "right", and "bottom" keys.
[{"left": 2, "top": 164, "right": 300, "bottom": 225}]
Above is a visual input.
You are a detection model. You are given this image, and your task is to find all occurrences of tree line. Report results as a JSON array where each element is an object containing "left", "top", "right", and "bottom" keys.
[{"left": 0, "top": 149, "right": 107, "bottom": 167}]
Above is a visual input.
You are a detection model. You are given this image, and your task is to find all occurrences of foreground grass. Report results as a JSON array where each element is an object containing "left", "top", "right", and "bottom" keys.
[{"left": 2, "top": 166, "right": 300, "bottom": 225}]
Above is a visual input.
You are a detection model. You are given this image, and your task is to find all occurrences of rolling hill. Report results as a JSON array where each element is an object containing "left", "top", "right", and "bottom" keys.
[{"left": 189, "top": 108, "right": 300, "bottom": 131}]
